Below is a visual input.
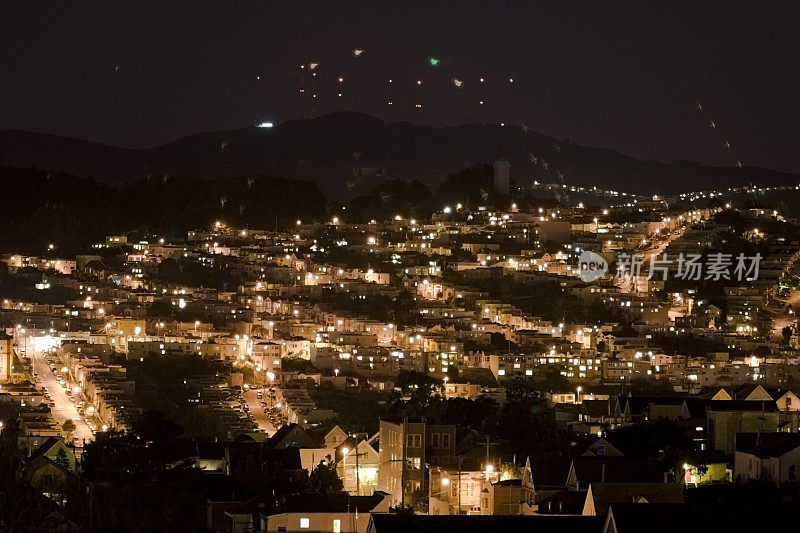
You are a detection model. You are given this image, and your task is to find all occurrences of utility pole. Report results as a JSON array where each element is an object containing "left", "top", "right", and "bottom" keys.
[
  {"left": 402, "top": 419, "right": 407, "bottom": 508},
  {"left": 348, "top": 443, "right": 367, "bottom": 496},
  {"left": 457, "top": 454, "right": 462, "bottom": 514},
  {"left": 386, "top": 79, "right": 393, "bottom": 122},
  {"left": 356, "top": 444, "right": 360, "bottom": 495},
  {"left": 298, "top": 64, "right": 306, "bottom": 119}
]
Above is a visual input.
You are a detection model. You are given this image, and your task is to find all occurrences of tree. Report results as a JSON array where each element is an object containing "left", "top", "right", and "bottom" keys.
[
  {"left": 62, "top": 419, "right": 76, "bottom": 438},
  {"left": 281, "top": 357, "right": 320, "bottom": 374},
  {"left": 53, "top": 446, "right": 73, "bottom": 472},
  {"left": 500, "top": 376, "right": 556, "bottom": 453},
  {"left": 133, "top": 410, "right": 182, "bottom": 442},
  {"left": 395, "top": 370, "right": 442, "bottom": 396},
  {"left": 755, "top": 345, "right": 773, "bottom": 357},
  {"left": 538, "top": 370, "right": 570, "bottom": 393},
  {"left": 309, "top": 461, "right": 344, "bottom": 494},
  {"left": 608, "top": 419, "right": 707, "bottom": 479},
  {"left": 782, "top": 326, "right": 793, "bottom": 345}
]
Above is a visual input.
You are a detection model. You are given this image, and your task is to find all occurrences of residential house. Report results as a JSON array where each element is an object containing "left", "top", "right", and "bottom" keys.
[
  {"left": 707, "top": 400, "right": 779, "bottom": 454},
  {"left": 480, "top": 478, "right": 523, "bottom": 515},
  {"left": 324, "top": 426, "right": 349, "bottom": 448},
  {"left": 269, "top": 423, "right": 316, "bottom": 449},
  {"left": 603, "top": 503, "right": 800, "bottom": 533},
  {"left": 367, "top": 514, "right": 602, "bottom": 533},
  {"left": 337, "top": 437, "right": 381, "bottom": 496},
  {"left": 734, "top": 432, "right": 800, "bottom": 485},
  {"left": 377, "top": 420, "right": 457, "bottom": 506},
  {"left": 222, "top": 492, "right": 390, "bottom": 533},
  {"left": 581, "top": 482, "right": 683, "bottom": 516},
  {"left": 566, "top": 457, "right": 668, "bottom": 492}
]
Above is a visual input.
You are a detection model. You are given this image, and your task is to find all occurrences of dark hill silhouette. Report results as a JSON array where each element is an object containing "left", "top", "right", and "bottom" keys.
[
  {"left": 1, "top": 112, "right": 796, "bottom": 199},
  {"left": 0, "top": 167, "right": 326, "bottom": 254}
]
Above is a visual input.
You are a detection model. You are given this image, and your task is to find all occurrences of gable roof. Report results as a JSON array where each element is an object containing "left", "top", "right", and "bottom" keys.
[
  {"left": 580, "top": 399, "right": 613, "bottom": 417},
  {"left": 538, "top": 489, "right": 586, "bottom": 514},
  {"left": 606, "top": 503, "right": 800, "bottom": 533},
  {"left": 230, "top": 491, "right": 388, "bottom": 519},
  {"left": 268, "top": 423, "right": 312, "bottom": 448},
  {"left": 368, "top": 515, "right": 602, "bottom": 533},
  {"left": 282, "top": 491, "right": 387, "bottom": 514},
  {"left": 572, "top": 435, "right": 623, "bottom": 457},
  {"left": 323, "top": 425, "right": 348, "bottom": 442},
  {"left": 736, "top": 432, "right": 800, "bottom": 458},
  {"left": 696, "top": 387, "right": 732, "bottom": 400},
  {"left": 568, "top": 457, "right": 666, "bottom": 488},
  {"left": 732, "top": 384, "right": 773, "bottom": 401},
  {"left": 584, "top": 482, "right": 683, "bottom": 516},
  {"left": 28, "top": 437, "right": 65, "bottom": 460},
  {"left": 707, "top": 399, "right": 777, "bottom": 412},
  {"left": 527, "top": 454, "right": 573, "bottom": 488}
]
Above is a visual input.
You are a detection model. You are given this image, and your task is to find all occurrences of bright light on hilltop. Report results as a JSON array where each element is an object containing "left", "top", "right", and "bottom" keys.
[{"left": 257, "top": 121, "right": 274, "bottom": 128}]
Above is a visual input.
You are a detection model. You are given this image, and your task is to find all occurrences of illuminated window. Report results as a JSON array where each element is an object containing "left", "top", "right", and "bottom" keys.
[
  {"left": 300, "top": 518, "right": 310, "bottom": 529},
  {"left": 333, "top": 519, "right": 341, "bottom": 533}
]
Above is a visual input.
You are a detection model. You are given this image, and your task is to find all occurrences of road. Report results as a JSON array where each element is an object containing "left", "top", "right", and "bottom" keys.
[
  {"left": 616, "top": 226, "right": 686, "bottom": 293},
  {"left": 243, "top": 388, "right": 277, "bottom": 435},
  {"left": 766, "top": 288, "right": 799, "bottom": 341},
  {"left": 26, "top": 338, "right": 94, "bottom": 445}
]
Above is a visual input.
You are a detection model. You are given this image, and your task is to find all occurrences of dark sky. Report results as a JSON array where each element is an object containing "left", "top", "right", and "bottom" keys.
[{"left": 3, "top": 1, "right": 799, "bottom": 172}]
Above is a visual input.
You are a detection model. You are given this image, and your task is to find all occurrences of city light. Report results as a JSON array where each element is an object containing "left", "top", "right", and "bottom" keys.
[{"left": 2, "top": 11, "right": 791, "bottom": 525}]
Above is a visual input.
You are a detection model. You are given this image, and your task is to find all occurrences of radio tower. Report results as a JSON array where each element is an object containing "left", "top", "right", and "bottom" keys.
[
  {"left": 298, "top": 64, "right": 306, "bottom": 119},
  {"left": 386, "top": 79, "right": 394, "bottom": 122},
  {"left": 311, "top": 70, "right": 318, "bottom": 118},
  {"left": 506, "top": 76, "right": 514, "bottom": 124},
  {"left": 414, "top": 79, "right": 423, "bottom": 124},
  {"left": 255, "top": 75, "right": 262, "bottom": 125},
  {"left": 478, "top": 76, "right": 486, "bottom": 123}
]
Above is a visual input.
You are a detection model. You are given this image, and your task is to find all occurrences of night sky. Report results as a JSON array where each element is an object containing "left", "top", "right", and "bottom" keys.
[{"left": 3, "top": 1, "right": 799, "bottom": 173}]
